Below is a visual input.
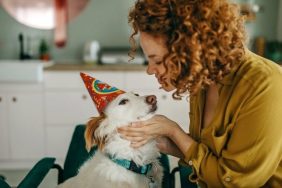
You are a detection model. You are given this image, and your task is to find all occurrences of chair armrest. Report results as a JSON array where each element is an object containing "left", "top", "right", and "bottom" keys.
[
  {"left": 170, "top": 166, "right": 180, "bottom": 187},
  {"left": 159, "top": 153, "right": 173, "bottom": 188},
  {"left": 52, "top": 163, "right": 64, "bottom": 184},
  {"left": 171, "top": 165, "right": 198, "bottom": 188},
  {"left": 18, "top": 157, "right": 56, "bottom": 188},
  {"left": 0, "top": 178, "right": 10, "bottom": 188}
]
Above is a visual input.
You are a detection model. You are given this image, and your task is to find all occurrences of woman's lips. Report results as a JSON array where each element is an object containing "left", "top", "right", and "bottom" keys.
[{"left": 156, "top": 76, "right": 162, "bottom": 84}]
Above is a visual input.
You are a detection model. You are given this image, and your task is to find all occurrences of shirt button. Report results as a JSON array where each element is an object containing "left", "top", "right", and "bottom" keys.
[
  {"left": 225, "top": 176, "right": 231, "bottom": 182},
  {"left": 188, "top": 160, "right": 193, "bottom": 166}
]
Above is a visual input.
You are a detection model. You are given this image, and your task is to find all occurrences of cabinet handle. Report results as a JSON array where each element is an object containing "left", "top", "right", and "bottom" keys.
[
  {"left": 82, "top": 95, "right": 87, "bottom": 100},
  {"left": 12, "top": 97, "right": 17, "bottom": 102},
  {"left": 0, "top": 96, "right": 2, "bottom": 102}
]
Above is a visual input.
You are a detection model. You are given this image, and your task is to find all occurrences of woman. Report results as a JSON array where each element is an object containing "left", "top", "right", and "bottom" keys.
[{"left": 118, "top": 0, "right": 282, "bottom": 187}]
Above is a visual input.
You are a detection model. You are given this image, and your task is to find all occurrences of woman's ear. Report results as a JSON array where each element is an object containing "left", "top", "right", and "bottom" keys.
[{"left": 85, "top": 114, "right": 106, "bottom": 151}]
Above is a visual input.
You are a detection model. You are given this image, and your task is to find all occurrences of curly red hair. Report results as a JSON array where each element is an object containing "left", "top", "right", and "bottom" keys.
[{"left": 128, "top": 0, "right": 246, "bottom": 97}]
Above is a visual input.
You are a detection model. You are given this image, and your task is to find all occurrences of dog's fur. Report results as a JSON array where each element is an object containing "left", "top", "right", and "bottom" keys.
[{"left": 58, "top": 92, "right": 163, "bottom": 188}]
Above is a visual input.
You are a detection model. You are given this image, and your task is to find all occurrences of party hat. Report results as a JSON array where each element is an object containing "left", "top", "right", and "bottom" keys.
[{"left": 80, "top": 72, "right": 125, "bottom": 114}]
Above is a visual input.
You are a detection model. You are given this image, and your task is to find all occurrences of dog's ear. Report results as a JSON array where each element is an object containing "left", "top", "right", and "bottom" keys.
[{"left": 85, "top": 114, "right": 106, "bottom": 151}]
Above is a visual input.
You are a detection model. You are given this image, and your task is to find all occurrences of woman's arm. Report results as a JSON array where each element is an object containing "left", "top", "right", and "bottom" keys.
[{"left": 155, "top": 136, "right": 185, "bottom": 158}]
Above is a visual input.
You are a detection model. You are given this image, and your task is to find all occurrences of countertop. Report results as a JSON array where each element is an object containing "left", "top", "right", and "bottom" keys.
[
  {"left": 20, "top": 60, "right": 282, "bottom": 72},
  {"left": 44, "top": 63, "right": 147, "bottom": 71}
]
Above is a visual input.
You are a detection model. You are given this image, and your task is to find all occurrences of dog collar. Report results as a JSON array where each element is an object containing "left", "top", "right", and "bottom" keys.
[{"left": 108, "top": 155, "right": 152, "bottom": 175}]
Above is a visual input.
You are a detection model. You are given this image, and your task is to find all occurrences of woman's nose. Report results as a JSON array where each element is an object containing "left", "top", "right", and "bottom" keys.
[
  {"left": 145, "top": 95, "right": 157, "bottom": 105},
  {"left": 146, "top": 64, "right": 155, "bottom": 75}
]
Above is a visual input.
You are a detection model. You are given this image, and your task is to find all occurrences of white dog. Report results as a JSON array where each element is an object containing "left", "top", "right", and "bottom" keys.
[{"left": 58, "top": 92, "right": 163, "bottom": 188}]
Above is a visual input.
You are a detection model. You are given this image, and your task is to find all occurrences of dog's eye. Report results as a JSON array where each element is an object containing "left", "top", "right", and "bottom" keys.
[
  {"left": 119, "top": 99, "right": 129, "bottom": 105},
  {"left": 134, "top": 93, "right": 139, "bottom": 96}
]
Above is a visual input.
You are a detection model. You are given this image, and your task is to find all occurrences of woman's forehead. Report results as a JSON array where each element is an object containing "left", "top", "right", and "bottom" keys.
[{"left": 140, "top": 32, "right": 167, "bottom": 58}]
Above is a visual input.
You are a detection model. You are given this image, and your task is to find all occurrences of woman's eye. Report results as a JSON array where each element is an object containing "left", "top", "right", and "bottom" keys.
[
  {"left": 155, "top": 61, "right": 162, "bottom": 65},
  {"left": 119, "top": 99, "right": 129, "bottom": 105}
]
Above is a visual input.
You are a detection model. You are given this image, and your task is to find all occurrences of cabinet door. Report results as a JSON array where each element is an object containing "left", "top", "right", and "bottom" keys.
[
  {"left": 8, "top": 93, "right": 44, "bottom": 159},
  {"left": 0, "top": 93, "right": 10, "bottom": 159},
  {"left": 45, "top": 91, "right": 95, "bottom": 126},
  {"left": 46, "top": 126, "right": 74, "bottom": 160}
]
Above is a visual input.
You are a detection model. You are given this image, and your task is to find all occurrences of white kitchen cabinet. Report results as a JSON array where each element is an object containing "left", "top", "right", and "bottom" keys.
[
  {"left": 0, "top": 84, "right": 45, "bottom": 169},
  {"left": 0, "top": 92, "right": 9, "bottom": 160},
  {"left": 0, "top": 69, "right": 189, "bottom": 170},
  {"left": 45, "top": 91, "right": 95, "bottom": 126},
  {"left": 45, "top": 126, "right": 74, "bottom": 164},
  {"left": 8, "top": 92, "right": 44, "bottom": 159}
]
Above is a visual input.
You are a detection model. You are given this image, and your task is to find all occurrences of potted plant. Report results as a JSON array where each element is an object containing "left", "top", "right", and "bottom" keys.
[{"left": 39, "top": 39, "right": 50, "bottom": 61}]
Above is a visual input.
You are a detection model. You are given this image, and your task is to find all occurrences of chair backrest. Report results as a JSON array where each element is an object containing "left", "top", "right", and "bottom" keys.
[
  {"left": 0, "top": 178, "right": 10, "bottom": 188},
  {"left": 62, "top": 124, "right": 96, "bottom": 182},
  {"left": 62, "top": 124, "right": 171, "bottom": 188}
]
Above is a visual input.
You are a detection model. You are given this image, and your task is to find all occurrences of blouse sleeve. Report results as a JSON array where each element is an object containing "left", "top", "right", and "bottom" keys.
[{"left": 184, "top": 73, "right": 282, "bottom": 187}]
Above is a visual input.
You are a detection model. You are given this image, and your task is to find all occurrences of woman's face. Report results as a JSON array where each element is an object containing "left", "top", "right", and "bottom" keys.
[{"left": 139, "top": 32, "right": 175, "bottom": 91}]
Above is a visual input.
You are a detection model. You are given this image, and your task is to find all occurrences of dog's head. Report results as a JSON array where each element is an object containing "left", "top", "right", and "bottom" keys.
[{"left": 85, "top": 92, "right": 157, "bottom": 151}]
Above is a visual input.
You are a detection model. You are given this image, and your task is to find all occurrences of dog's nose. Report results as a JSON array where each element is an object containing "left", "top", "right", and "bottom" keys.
[{"left": 146, "top": 95, "right": 157, "bottom": 105}]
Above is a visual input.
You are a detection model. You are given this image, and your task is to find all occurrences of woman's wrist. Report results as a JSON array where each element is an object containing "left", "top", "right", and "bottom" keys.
[
  {"left": 169, "top": 124, "right": 194, "bottom": 158},
  {"left": 168, "top": 122, "right": 182, "bottom": 140}
]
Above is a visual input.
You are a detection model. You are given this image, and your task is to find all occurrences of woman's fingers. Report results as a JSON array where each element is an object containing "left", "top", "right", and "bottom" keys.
[
  {"left": 131, "top": 121, "right": 143, "bottom": 127},
  {"left": 130, "top": 139, "right": 149, "bottom": 148},
  {"left": 121, "top": 135, "right": 145, "bottom": 142},
  {"left": 118, "top": 125, "right": 146, "bottom": 134},
  {"left": 119, "top": 131, "right": 151, "bottom": 148}
]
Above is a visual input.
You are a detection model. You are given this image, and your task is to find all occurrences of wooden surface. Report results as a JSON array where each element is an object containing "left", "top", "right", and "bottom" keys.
[{"left": 44, "top": 63, "right": 147, "bottom": 71}]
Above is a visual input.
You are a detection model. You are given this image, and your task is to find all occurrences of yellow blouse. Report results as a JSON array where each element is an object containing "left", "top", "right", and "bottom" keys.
[{"left": 184, "top": 50, "right": 282, "bottom": 187}]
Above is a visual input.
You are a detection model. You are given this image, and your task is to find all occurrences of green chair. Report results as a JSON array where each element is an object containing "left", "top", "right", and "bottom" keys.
[
  {"left": 0, "top": 176, "right": 11, "bottom": 188},
  {"left": 170, "top": 160, "right": 198, "bottom": 188},
  {"left": 1, "top": 124, "right": 172, "bottom": 188},
  {"left": 0, "top": 158, "right": 56, "bottom": 188}
]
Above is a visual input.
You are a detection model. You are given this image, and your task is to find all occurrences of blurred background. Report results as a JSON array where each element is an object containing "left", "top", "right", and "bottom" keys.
[
  {"left": 0, "top": 0, "right": 281, "bottom": 63},
  {"left": 0, "top": 0, "right": 281, "bottom": 188}
]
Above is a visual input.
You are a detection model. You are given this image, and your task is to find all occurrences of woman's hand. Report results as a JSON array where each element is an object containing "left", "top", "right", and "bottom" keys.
[{"left": 117, "top": 114, "right": 180, "bottom": 148}]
